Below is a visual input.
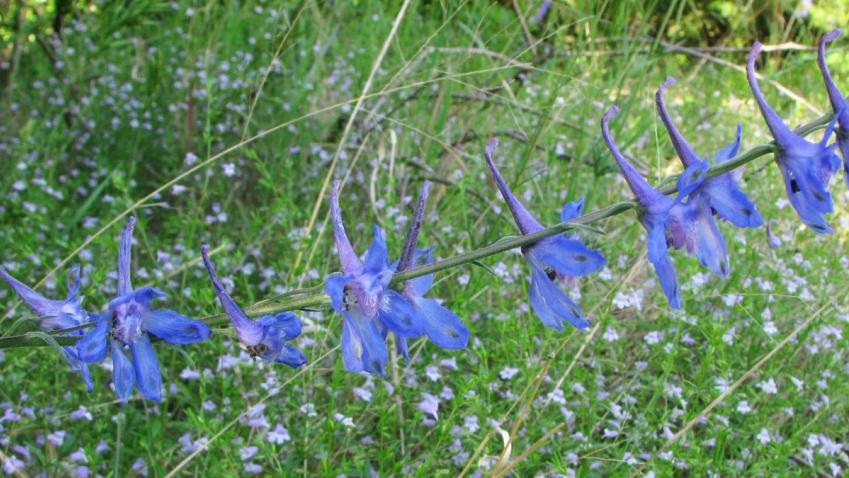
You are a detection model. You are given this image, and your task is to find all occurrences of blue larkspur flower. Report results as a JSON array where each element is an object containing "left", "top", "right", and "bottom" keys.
[
  {"left": 747, "top": 41, "right": 841, "bottom": 233},
  {"left": 484, "top": 138, "right": 606, "bottom": 330},
  {"left": 817, "top": 29, "right": 849, "bottom": 188},
  {"left": 602, "top": 105, "right": 727, "bottom": 309},
  {"left": 656, "top": 76, "right": 764, "bottom": 228},
  {"left": 325, "top": 180, "right": 419, "bottom": 375},
  {"left": 201, "top": 245, "right": 306, "bottom": 367},
  {"left": 76, "top": 217, "right": 210, "bottom": 402},
  {"left": 392, "top": 181, "right": 470, "bottom": 357},
  {"left": 0, "top": 265, "right": 94, "bottom": 391}
]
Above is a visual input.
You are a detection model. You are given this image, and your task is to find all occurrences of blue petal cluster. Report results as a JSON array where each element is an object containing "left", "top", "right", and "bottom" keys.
[
  {"left": 326, "top": 181, "right": 415, "bottom": 375},
  {"left": 657, "top": 77, "right": 764, "bottom": 229},
  {"left": 393, "top": 181, "right": 469, "bottom": 357},
  {"left": 603, "top": 106, "right": 727, "bottom": 308},
  {"left": 76, "top": 217, "right": 211, "bottom": 402},
  {"left": 484, "top": 138, "right": 606, "bottom": 329},
  {"left": 747, "top": 41, "right": 841, "bottom": 233},
  {"left": 0, "top": 265, "right": 94, "bottom": 390},
  {"left": 325, "top": 180, "right": 469, "bottom": 375}
]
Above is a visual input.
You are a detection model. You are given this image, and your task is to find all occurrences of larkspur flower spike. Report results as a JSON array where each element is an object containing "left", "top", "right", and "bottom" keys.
[
  {"left": 602, "top": 105, "right": 729, "bottom": 309},
  {"left": 393, "top": 181, "right": 470, "bottom": 356},
  {"left": 325, "top": 180, "right": 418, "bottom": 375},
  {"left": 817, "top": 28, "right": 849, "bottom": 187},
  {"left": 747, "top": 41, "right": 841, "bottom": 233},
  {"left": 76, "top": 216, "right": 210, "bottom": 402},
  {"left": 0, "top": 265, "right": 94, "bottom": 391},
  {"left": 201, "top": 245, "right": 306, "bottom": 367},
  {"left": 656, "top": 76, "right": 764, "bottom": 228},
  {"left": 484, "top": 138, "right": 605, "bottom": 330}
]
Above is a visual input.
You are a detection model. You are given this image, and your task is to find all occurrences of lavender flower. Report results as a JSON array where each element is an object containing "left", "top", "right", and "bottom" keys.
[
  {"left": 201, "top": 245, "right": 305, "bottom": 367},
  {"left": 484, "top": 139, "right": 605, "bottom": 329},
  {"left": 76, "top": 217, "right": 210, "bottom": 402},
  {"left": 602, "top": 105, "right": 726, "bottom": 308},
  {"left": 0, "top": 265, "right": 93, "bottom": 391},
  {"left": 656, "top": 77, "right": 763, "bottom": 228},
  {"left": 747, "top": 41, "right": 841, "bottom": 233},
  {"left": 325, "top": 181, "right": 418, "bottom": 375},
  {"left": 530, "top": 0, "right": 553, "bottom": 26},
  {"left": 393, "top": 181, "right": 469, "bottom": 356},
  {"left": 817, "top": 29, "right": 849, "bottom": 187}
]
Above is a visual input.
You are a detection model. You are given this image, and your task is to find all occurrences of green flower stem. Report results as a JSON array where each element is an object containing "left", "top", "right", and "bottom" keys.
[{"left": 0, "top": 113, "right": 832, "bottom": 350}]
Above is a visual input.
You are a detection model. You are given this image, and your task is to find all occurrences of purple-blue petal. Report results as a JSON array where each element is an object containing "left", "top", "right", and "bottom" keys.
[
  {"left": 378, "top": 289, "right": 421, "bottom": 338},
  {"left": 76, "top": 315, "right": 110, "bottom": 363},
  {"left": 397, "top": 181, "right": 431, "bottom": 274},
  {"left": 143, "top": 309, "right": 211, "bottom": 345},
  {"left": 0, "top": 267, "right": 65, "bottom": 317},
  {"left": 411, "top": 296, "right": 469, "bottom": 349},
  {"left": 779, "top": 150, "right": 835, "bottom": 213},
  {"left": 529, "top": 235, "right": 606, "bottom": 278},
  {"left": 330, "top": 180, "right": 364, "bottom": 275},
  {"left": 672, "top": 201, "right": 729, "bottom": 277},
  {"left": 201, "top": 245, "right": 263, "bottom": 346},
  {"left": 656, "top": 76, "right": 702, "bottom": 167},
  {"left": 79, "top": 361, "right": 93, "bottom": 393},
  {"left": 484, "top": 138, "right": 545, "bottom": 234},
  {"left": 259, "top": 312, "right": 302, "bottom": 340},
  {"left": 130, "top": 335, "right": 162, "bottom": 402},
  {"left": 527, "top": 260, "right": 589, "bottom": 330},
  {"left": 325, "top": 273, "right": 349, "bottom": 314},
  {"left": 396, "top": 337, "right": 410, "bottom": 360},
  {"left": 62, "top": 346, "right": 93, "bottom": 392},
  {"left": 714, "top": 125, "right": 743, "bottom": 163},
  {"left": 403, "top": 248, "right": 435, "bottom": 296},
  {"left": 65, "top": 264, "right": 82, "bottom": 302},
  {"left": 779, "top": 163, "right": 834, "bottom": 234},
  {"left": 645, "top": 220, "right": 682, "bottom": 309},
  {"left": 111, "top": 341, "right": 135, "bottom": 402},
  {"left": 273, "top": 344, "right": 307, "bottom": 368},
  {"left": 41, "top": 313, "right": 81, "bottom": 331},
  {"left": 560, "top": 198, "right": 584, "bottom": 223},
  {"left": 703, "top": 178, "right": 764, "bottom": 228},
  {"left": 340, "top": 310, "right": 387, "bottom": 376},
  {"left": 602, "top": 106, "right": 671, "bottom": 212},
  {"left": 111, "top": 286, "right": 166, "bottom": 310},
  {"left": 363, "top": 226, "right": 392, "bottom": 286},
  {"left": 674, "top": 160, "right": 709, "bottom": 203},
  {"left": 747, "top": 42, "right": 801, "bottom": 148}
]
